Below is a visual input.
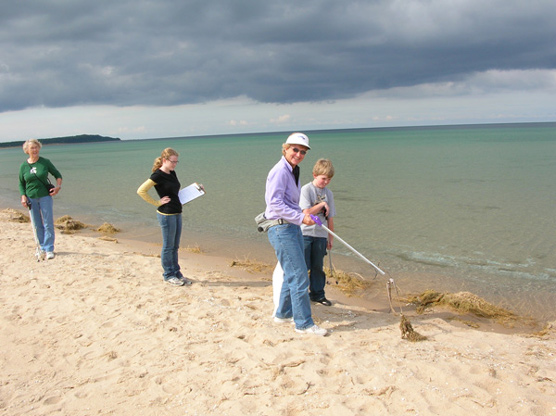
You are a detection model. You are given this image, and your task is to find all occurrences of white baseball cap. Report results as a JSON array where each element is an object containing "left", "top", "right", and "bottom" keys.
[{"left": 285, "top": 132, "right": 310, "bottom": 149}]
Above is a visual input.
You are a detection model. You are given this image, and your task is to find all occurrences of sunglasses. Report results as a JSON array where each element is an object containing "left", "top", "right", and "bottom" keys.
[{"left": 291, "top": 147, "right": 307, "bottom": 155}]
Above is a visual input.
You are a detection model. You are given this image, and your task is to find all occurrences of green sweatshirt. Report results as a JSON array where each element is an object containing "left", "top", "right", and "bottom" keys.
[{"left": 19, "top": 157, "right": 62, "bottom": 199}]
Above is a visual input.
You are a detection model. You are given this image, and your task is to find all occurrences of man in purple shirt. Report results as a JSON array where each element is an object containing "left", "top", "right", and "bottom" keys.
[{"left": 265, "top": 133, "right": 327, "bottom": 336}]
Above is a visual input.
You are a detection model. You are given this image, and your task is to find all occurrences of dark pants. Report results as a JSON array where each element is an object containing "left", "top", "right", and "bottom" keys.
[{"left": 303, "top": 236, "right": 328, "bottom": 301}]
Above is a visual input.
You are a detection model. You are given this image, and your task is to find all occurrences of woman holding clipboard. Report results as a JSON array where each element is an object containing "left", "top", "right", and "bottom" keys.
[{"left": 137, "top": 148, "right": 203, "bottom": 287}]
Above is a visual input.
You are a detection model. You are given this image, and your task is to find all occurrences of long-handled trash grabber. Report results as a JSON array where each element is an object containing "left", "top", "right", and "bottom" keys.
[
  {"left": 310, "top": 215, "right": 385, "bottom": 275},
  {"left": 26, "top": 199, "right": 44, "bottom": 262},
  {"left": 310, "top": 214, "right": 427, "bottom": 341}
]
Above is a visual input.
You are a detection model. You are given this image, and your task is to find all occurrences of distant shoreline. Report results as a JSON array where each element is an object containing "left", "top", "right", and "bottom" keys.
[
  {"left": 1, "top": 121, "right": 553, "bottom": 147},
  {"left": 0, "top": 134, "right": 120, "bottom": 149},
  {"left": 122, "top": 120, "right": 556, "bottom": 143}
]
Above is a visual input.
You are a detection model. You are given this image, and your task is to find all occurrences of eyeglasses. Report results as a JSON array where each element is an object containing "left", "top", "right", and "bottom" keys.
[
  {"left": 291, "top": 147, "right": 307, "bottom": 155},
  {"left": 167, "top": 159, "right": 179, "bottom": 164}
]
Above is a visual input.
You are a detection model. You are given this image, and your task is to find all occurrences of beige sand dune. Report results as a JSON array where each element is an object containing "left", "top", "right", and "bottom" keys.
[{"left": 1, "top": 210, "right": 555, "bottom": 415}]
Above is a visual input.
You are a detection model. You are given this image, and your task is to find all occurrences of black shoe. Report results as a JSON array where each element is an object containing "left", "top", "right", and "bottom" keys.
[{"left": 313, "top": 298, "right": 332, "bottom": 306}]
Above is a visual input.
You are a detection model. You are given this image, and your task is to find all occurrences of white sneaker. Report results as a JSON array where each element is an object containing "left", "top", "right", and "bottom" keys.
[
  {"left": 178, "top": 276, "right": 193, "bottom": 286},
  {"left": 273, "top": 316, "right": 294, "bottom": 324},
  {"left": 165, "top": 277, "right": 185, "bottom": 286},
  {"left": 295, "top": 324, "right": 328, "bottom": 336},
  {"left": 46, "top": 252, "right": 55, "bottom": 260}
]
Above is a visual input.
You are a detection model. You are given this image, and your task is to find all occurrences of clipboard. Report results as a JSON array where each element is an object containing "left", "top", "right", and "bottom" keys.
[{"left": 178, "top": 182, "right": 205, "bottom": 205}]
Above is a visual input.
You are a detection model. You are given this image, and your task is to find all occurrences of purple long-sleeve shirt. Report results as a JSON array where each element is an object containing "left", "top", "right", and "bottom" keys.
[{"left": 265, "top": 156, "right": 304, "bottom": 225}]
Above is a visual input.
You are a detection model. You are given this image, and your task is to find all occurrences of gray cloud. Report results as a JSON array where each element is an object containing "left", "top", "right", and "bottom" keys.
[{"left": 1, "top": 0, "right": 555, "bottom": 112}]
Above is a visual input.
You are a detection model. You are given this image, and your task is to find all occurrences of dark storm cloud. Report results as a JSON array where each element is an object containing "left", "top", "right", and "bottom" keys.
[{"left": 1, "top": 0, "right": 555, "bottom": 112}]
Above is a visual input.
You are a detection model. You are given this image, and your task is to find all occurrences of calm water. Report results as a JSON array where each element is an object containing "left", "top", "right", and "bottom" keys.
[{"left": 1, "top": 123, "right": 555, "bottom": 321}]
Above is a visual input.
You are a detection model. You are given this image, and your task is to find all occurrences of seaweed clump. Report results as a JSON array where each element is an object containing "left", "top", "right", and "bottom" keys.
[
  {"left": 55, "top": 215, "right": 87, "bottom": 233},
  {"left": 230, "top": 257, "right": 274, "bottom": 274},
  {"left": 2, "top": 208, "right": 30, "bottom": 223},
  {"left": 533, "top": 321, "right": 556, "bottom": 339},
  {"left": 324, "top": 266, "right": 371, "bottom": 296},
  {"left": 97, "top": 223, "right": 120, "bottom": 234},
  {"left": 400, "top": 314, "right": 428, "bottom": 342},
  {"left": 407, "top": 290, "right": 518, "bottom": 326}
]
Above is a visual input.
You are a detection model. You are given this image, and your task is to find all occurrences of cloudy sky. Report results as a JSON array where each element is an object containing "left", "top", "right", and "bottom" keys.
[{"left": 1, "top": 0, "right": 555, "bottom": 142}]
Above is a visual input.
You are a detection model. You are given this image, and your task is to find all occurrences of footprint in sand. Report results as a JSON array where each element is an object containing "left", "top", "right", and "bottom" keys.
[{"left": 43, "top": 395, "right": 62, "bottom": 405}]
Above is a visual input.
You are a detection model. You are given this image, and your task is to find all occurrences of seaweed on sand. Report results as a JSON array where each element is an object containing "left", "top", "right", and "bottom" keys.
[
  {"left": 97, "top": 222, "right": 120, "bottom": 234},
  {"left": 2, "top": 208, "right": 29, "bottom": 223},
  {"left": 54, "top": 215, "right": 87, "bottom": 233},
  {"left": 230, "top": 258, "right": 275, "bottom": 275},
  {"left": 324, "top": 266, "right": 370, "bottom": 296},
  {"left": 400, "top": 314, "right": 428, "bottom": 342},
  {"left": 406, "top": 290, "right": 519, "bottom": 326}
]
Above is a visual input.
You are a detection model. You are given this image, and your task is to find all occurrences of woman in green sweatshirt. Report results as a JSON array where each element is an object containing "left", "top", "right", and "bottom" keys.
[{"left": 19, "top": 139, "right": 62, "bottom": 259}]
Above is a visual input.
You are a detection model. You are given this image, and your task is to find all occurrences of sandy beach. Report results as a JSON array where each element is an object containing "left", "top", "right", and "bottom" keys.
[{"left": 1, "top": 208, "right": 555, "bottom": 416}]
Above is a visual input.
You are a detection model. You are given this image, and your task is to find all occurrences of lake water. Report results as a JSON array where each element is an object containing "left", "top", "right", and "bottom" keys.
[{"left": 1, "top": 123, "right": 555, "bottom": 321}]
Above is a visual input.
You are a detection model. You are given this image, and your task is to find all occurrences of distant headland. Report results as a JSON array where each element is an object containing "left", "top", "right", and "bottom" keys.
[{"left": 0, "top": 134, "right": 121, "bottom": 149}]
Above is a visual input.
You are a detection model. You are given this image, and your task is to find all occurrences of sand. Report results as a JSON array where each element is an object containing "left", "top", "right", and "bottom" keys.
[{"left": 1, "top": 209, "right": 555, "bottom": 416}]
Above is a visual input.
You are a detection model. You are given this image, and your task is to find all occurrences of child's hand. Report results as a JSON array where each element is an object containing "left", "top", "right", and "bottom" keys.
[{"left": 321, "top": 202, "right": 329, "bottom": 216}]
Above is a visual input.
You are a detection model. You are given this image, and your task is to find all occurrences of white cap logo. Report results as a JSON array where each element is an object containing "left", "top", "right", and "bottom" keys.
[{"left": 285, "top": 132, "right": 311, "bottom": 149}]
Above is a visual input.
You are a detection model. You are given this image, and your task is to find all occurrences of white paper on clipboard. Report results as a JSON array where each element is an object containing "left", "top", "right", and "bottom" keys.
[{"left": 178, "top": 182, "right": 205, "bottom": 205}]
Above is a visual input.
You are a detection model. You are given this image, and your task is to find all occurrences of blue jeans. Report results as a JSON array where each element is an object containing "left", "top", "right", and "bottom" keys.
[
  {"left": 157, "top": 213, "right": 182, "bottom": 280},
  {"left": 28, "top": 196, "right": 55, "bottom": 252},
  {"left": 268, "top": 224, "right": 314, "bottom": 330},
  {"left": 303, "top": 236, "right": 328, "bottom": 301}
]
